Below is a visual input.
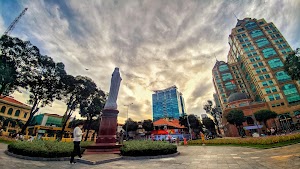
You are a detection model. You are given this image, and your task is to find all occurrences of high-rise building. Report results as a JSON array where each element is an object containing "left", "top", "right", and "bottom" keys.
[
  {"left": 212, "top": 18, "right": 300, "bottom": 136},
  {"left": 152, "top": 85, "right": 186, "bottom": 121}
]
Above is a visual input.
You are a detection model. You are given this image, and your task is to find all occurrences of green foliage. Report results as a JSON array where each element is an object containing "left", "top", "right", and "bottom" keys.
[
  {"left": 79, "top": 89, "right": 106, "bottom": 141},
  {"left": 188, "top": 133, "right": 300, "bottom": 148},
  {"left": 254, "top": 109, "right": 277, "bottom": 127},
  {"left": 59, "top": 75, "right": 98, "bottom": 140},
  {"left": 123, "top": 118, "right": 138, "bottom": 132},
  {"left": 120, "top": 140, "right": 177, "bottom": 156},
  {"left": 284, "top": 48, "right": 300, "bottom": 80},
  {"left": 225, "top": 109, "right": 245, "bottom": 126},
  {"left": 202, "top": 117, "right": 216, "bottom": 134},
  {"left": 7, "top": 140, "right": 93, "bottom": 158},
  {"left": 142, "top": 119, "right": 153, "bottom": 132}
]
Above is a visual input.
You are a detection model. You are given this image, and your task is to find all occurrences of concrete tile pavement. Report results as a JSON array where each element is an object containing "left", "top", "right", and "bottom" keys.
[{"left": 0, "top": 143, "right": 299, "bottom": 169}]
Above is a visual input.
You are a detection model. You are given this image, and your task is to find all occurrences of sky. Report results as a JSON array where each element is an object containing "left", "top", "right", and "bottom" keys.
[{"left": 0, "top": 0, "right": 299, "bottom": 123}]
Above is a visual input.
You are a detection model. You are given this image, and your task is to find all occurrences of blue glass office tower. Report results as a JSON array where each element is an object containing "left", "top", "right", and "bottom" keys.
[{"left": 152, "top": 86, "right": 186, "bottom": 121}]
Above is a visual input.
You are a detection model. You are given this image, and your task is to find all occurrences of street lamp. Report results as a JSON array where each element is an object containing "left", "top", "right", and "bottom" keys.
[{"left": 124, "top": 103, "right": 133, "bottom": 140}]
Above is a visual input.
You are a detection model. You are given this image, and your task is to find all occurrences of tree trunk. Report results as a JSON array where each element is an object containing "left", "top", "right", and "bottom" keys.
[
  {"left": 84, "top": 116, "right": 92, "bottom": 141},
  {"left": 59, "top": 109, "right": 73, "bottom": 141},
  {"left": 20, "top": 99, "right": 39, "bottom": 134},
  {"left": 264, "top": 120, "right": 268, "bottom": 129}
]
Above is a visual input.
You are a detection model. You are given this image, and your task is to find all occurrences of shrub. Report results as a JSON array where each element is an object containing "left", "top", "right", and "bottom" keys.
[
  {"left": 120, "top": 140, "right": 177, "bottom": 156},
  {"left": 8, "top": 140, "right": 93, "bottom": 158},
  {"left": 188, "top": 133, "right": 300, "bottom": 146}
]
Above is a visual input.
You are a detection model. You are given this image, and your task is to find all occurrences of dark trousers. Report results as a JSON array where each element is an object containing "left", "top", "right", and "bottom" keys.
[{"left": 70, "top": 141, "right": 81, "bottom": 163}]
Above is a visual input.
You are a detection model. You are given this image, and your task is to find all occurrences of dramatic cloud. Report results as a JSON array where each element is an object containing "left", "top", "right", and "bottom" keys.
[{"left": 1, "top": 0, "right": 299, "bottom": 123}]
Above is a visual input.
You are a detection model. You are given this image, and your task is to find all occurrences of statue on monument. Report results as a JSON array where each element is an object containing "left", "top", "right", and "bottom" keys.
[{"left": 104, "top": 67, "right": 122, "bottom": 110}]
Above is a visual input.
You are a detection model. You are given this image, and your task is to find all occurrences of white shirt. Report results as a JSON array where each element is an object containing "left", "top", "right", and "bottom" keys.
[{"left": 73, "top": 126, "right": 83, "bottom": 141}]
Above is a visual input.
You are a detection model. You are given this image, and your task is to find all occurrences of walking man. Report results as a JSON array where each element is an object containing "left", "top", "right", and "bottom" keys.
[{"left": 70, "top": 122, "right": 84, "bottom": 164}]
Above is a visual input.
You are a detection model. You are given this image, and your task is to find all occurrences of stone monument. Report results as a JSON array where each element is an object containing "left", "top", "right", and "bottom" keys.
[{"left": 86, "top": 67, "right": 122, "bottom": 153}]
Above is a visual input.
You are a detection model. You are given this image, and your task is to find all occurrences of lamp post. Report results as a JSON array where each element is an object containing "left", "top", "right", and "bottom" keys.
[{"left": 124, "top": 103, "right": 133, "bottom": 140}]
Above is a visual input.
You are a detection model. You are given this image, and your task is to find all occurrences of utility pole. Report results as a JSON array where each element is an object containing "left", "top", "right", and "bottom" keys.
[{"left": 124, "top": 103, "right": 133, "bottom": 140}]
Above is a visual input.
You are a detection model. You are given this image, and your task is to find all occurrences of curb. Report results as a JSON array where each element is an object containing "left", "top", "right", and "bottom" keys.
[
  {"left": 121, "top": 152, "right": 180, "bottom": 160},
  {"left": 5, "top": 150, "right": 180, "bottom": 165},
  {"left": 5, "top": 150, "right": 69, "bottom": 161}
]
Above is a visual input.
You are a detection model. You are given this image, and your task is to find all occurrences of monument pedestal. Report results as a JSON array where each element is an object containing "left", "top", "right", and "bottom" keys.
[{"left": 85, "top": 109, "right": 122, "bottom": 154}]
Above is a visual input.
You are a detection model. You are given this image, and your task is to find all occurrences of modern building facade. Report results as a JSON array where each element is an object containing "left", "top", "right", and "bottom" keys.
[
  {"left": 212, "top": 18, "right": 300, "bottom": 136},
  {"left": 152, "top": 86, "right": 186, "bottom": 121}
]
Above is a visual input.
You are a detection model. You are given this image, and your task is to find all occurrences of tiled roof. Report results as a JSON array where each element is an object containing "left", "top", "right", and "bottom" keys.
[
  {"left": 0, "top": 96, "right": 30, "bottom": 107},
  {"left": 153, "top": 118, "right": 185, "bottom": 129}
]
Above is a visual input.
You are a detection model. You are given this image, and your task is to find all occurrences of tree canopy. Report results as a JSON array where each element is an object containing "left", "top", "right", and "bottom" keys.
[
  {"left": 123, "top": 118, "right": 138, "bottom": 132},
  {"left": 284, "top": 48, "right": 300, "bottom": 80},
  {"left": 202, "top": 117, "right": 216, "bottom": 134},
  {"left": 142, "top": 119, "right": 153, "bottom": 132},
  {"left": 79, "top": 89, "right": 106, "bottom": 141},
  {"left": 225, "top": 109, "right": 245, "bottom": 126},
  {"left": 254, "top": 109, "right": 277, "bottom": 128}
]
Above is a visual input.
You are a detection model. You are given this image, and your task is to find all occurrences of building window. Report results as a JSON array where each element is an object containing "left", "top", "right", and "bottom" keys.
[
  {"left": 282, "top": 84, "right": 300, "bottom": 104},
  {"left": 262, "top": 48, "right": 277, "bottom": 58},
  {"left": 7, "top": 108, "right": 13, "bottom": 115},
  {"left": 219, "top": 64, "right": 229, "bottom": 72},
  {"left": 269, "top": 95, "right": 275, "bottom": 101},
  {"left": 250, "top": 30, "right": 264, "bottom": 38},
  {"left": 275, "top": 71, "right": 291, "bottom": 83},
  {"left": 256, "top": 38, "right": 270, "bottom": 48},
  {"left": 24, "top": 113, "right": 28, "bottom": 118},
  {"left": 0, "top": 106, "right": 6, "bottom": 113},
  {"left": 225, "top": 82, "right": 236, "bottom": 90},
  {"left": 245, "top": 22, "right": 258, "bottom": 30},
  {"left": 14, "top": 110, "right": 20, "bottom": 117},
  {"left": 268, "top": 58, "right": 283, "bottom": 69},
  {"left": 221, "top": 73, "right": 233, "bottom": 81}
]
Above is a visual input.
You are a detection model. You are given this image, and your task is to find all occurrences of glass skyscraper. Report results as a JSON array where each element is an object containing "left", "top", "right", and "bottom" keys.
[
  {"left": 152, "top": 86, "right": 186, "bottom": 121},
  {"left": 212, "top": 18, "right": 300, "bottom": 123}
]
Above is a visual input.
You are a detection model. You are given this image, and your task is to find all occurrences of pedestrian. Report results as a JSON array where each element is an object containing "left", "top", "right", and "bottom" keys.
[
  {"left": 270, "top": 127, "right": 275, "bottom": 135},
  {"left": 70, "top": 122, "right": 85, "bottom": 164}
]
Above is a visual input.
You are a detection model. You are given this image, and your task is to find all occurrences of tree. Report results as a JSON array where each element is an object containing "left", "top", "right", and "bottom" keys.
[
  {"left": 225, "top": 109, "right": 246, "bottom": 136},
  {"left": 122, "top": 118, "right": 138, "bottom": 136},
  {"left": 284, "top": 48, "right": 300, "bottom": 80},
  {"left": 254, "top": 109, "right": 277, "bottom": 128},
  {"left": 202, "top": 117, "right": 216, "bottom": 135},
  {"left": 59, "top": 75, "right": 97, "bottom": 140},
  {"left": 142, "top": 119, "right": 153, "bottom": 134},
  {"left": 203, "top": 100, "right": 221, "bottom": 134},
  {"left": 79, "top": 89, "right": 106, "bottom": 141},
  {"left": 0, "top": 35, "right": 40, "bottom": 96},
  {"left": 179, "top": 114, "right": 203, "bottom": 138},
  {"left": 20, "top": 55, "right": 66, "bottom": 134}
]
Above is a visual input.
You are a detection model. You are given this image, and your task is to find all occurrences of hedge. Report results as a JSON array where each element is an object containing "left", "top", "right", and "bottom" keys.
[
  {"left": 120, "top": 140, "right": 177, "bottom": 156},
  {"left": 8, "top": 140, "right": 93, "bottom": 158},
  {"left": 188, "top": 133, "right": 300, "bottom": 146}
]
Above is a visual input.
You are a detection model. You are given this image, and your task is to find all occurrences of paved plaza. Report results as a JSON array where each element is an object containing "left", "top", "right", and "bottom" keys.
[{"left": 0, "top": 143, "right": 299, "bottom": 169}]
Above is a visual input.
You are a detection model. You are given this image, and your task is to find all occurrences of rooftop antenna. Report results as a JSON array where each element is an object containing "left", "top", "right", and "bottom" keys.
[
  {"left": 233, "top": 12, "right": 238, "bottom": 20},
  {"left": 214, "top": 54, "right": 218, "bottom": 62}
]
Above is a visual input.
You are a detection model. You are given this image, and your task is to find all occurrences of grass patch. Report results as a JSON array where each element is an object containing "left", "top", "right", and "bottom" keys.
[
  {"left": 8, "top": 140, "right": 93, "bottom": 158},
  {"left": 120, "top": 140, "right": 177, "bottom": 156},
  {"left": 187, "top": 133, "right": 300, "bottom": 149}
]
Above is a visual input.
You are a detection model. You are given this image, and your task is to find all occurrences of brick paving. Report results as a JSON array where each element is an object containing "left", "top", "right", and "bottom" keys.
[{"left": 0, "top": 143, "right": 299, "bottom": 169}]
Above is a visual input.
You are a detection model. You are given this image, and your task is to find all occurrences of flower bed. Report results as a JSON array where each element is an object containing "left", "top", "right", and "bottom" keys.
[
  {"left": 188, "top": 133, "right": 300, "bottom": 147},
  {"left": 120, "top": 140, "right": 177, "bottom": 156},
  {"left": 0, "top": 136, "right": 16, "bottom": 144},
  {"left": 7, "top": 140, "right": 93, "bottom": 158}
]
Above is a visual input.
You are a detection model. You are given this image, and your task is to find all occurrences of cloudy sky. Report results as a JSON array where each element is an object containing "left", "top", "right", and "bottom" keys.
[{"left": 1, "top": 0, "right": 299, "bottom": 123}]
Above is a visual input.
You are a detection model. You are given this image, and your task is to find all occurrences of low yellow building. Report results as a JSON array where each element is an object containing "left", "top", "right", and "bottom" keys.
[{"left": 0, "top": 96, "right": 31, "bottom": 133}]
